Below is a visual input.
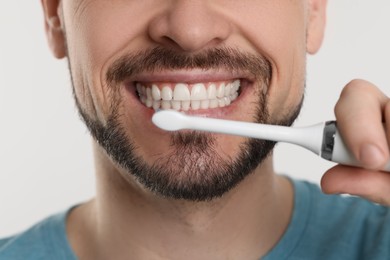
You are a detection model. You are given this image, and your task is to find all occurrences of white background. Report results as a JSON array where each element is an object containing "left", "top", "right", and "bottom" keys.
[{"left": 0, "top": 1, "right": 389, "bottom": 237}]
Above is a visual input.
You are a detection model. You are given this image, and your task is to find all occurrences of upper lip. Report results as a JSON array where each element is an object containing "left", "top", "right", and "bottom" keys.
[{"left": 128, "top": 69, "right": 254, "bottom": 84}]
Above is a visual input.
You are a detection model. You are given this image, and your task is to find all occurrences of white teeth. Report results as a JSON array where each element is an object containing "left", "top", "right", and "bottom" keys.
[
  {"left": 224, "top": 97, "right": 231, "bottom": 106},
  {"left": 174, "top": 83, "right": 191, "bottom": 101},
  {"left": 161, "top": 86, "right": 173, "bottom": 101},
  {"left": 191, "top": 83, "right": 208, "bottom": 100},
  {"left": 231, "top": 92, "right": 238, "bottom": 101},
  {"left": 210, "top": 99, "right": 219, "bottom": 108},
  {"left": 208, "top": 84, "right": 217, "bottom": 99},
  {"left": 152, "top": 85, "right": 161, "bottom": 101},
  {"left": 137, "top": 80, "right": 241, "bottom": 111},
  {"left": 153, "top": 101, "right": 161, "bottom": 110},
  {"left": 230, "top": 85, "right": 236, "bottom": 95},
  {"left": 191, "top": 100, "right": 201, "bottom": 110},
  {"left": 201, "top": 100, "right": 210, "bottom": 109},
  {"left": 172, "top": 100, "right": 181, "bottom": 111},
  {"left": 182, "top": 101, "right": 191, "bottom": 111},
  {"left": 217, "top": 83, "right": 225, "bottom": 98},
  {"left": 234, "top": 79, "right": 240, "bottom": 87},
  {"left": 161, "top": 100, "right": 171, "bottom": 109},
  {"left": 232, "top": 80, "right": 240, "bottom": 93},
  {"left": 146, "top": 99, "right": 153, "bottom": 108},
  {"left": 146, "top": 88, "right": 152, "bottom": 100},
  {"left": 224, "top": 84, "right": 231, "bottom": 97},
  {"left": 136, "top": 83, "right": 142, "bottom": 96},
  {"left": 218, "top": 98, "right": 225, "bottom": 108}
]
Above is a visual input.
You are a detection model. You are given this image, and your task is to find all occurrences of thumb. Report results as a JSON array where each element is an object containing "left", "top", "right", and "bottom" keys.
[{"left": 321, "top": 165, "right": 390, "bottom": 206}]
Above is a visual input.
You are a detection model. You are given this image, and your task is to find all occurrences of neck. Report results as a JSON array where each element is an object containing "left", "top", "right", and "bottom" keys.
[{"left": 67, "top": 143, "right": 294, "bottom": 260}]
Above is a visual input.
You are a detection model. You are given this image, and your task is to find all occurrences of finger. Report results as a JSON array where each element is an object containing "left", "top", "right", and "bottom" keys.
[
  {"left": 334, "top": 80, "right": 389, "bottom": 170},
  {"left": 321, "top": 165, "right": 390, "bottom": 206}
]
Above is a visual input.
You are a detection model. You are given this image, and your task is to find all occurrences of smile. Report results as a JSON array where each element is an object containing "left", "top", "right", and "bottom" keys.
[{"left": 136, "top": 80, "right": 241, "bottom": 111}]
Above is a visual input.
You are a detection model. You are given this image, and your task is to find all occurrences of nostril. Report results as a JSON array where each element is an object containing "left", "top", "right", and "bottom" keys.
[
  {"left": 147, "top": 3, "right": 232, "bottom": 53},
  {"left": 160, "top": 36, "right": 184, "bottom": 50}
]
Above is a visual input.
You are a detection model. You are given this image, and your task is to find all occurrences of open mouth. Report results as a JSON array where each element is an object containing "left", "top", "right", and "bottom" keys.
[{"left": 136, "top": 79, "right": 241, "bottom": 111}]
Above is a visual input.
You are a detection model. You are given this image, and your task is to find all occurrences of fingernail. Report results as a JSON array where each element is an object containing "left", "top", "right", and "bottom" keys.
[{"left": 359, "top": 144, "right": 385, "bottom": 169}]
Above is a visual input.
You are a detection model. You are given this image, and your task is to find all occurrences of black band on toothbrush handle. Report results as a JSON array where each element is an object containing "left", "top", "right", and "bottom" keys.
[
  {"left": 321, "top": 121, "right": 337, "bottom": 161},
  {"left": 321, "top": 121, "right": 390, "bottom": 172}
]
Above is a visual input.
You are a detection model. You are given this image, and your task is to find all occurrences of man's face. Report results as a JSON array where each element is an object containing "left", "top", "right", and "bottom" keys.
[{"left": 45, "top": 0, "right": 326, "bottom": 201}]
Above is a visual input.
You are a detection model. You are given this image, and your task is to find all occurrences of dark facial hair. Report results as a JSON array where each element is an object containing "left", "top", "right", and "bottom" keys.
[{"left": 70, "top": 47, "right": 302, "bottom": 201}]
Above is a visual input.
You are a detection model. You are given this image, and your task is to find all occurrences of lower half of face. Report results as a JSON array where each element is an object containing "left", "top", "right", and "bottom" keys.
[{"left": 71, "top": 47, "right": 303, "bottom": 201}]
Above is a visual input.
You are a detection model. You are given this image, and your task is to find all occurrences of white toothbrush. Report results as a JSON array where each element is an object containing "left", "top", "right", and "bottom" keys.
[{"left": 152, "top": 110, "right": 390, "bottom": 172}]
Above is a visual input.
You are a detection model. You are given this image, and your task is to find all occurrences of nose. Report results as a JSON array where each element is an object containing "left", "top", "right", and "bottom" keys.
[{"left": 148, "top": 1, "right": 232, "bottom": 52}]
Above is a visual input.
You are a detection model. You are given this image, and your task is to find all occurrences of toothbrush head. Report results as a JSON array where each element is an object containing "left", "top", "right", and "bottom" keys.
[{"left": 152, "top": 110, "right": 189, "bottom": 131}]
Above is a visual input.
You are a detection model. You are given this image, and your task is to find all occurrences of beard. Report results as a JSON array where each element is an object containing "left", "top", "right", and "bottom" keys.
[{"left": 70, "top": 47, "right": 302, "bottom": 201}]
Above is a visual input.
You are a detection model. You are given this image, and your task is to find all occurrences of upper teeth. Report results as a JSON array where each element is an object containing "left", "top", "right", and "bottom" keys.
[{"left": 136, "top": 80, "right": 240, "bottom": 111}]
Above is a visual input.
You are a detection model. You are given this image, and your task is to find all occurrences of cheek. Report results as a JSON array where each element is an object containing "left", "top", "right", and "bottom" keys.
[
  {"left": 63, "top": 1, "right": 158, "bottom": 121},
  {"left": 235, "top": 5, "right": 307, "bottom": 121},
  {"left": 266, "top": 34, "right": 306, "bottom": 122}
]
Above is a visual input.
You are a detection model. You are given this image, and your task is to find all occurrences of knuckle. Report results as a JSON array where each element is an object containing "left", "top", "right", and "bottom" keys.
[
  {"left": 373, "top": 195, "right": 390, "bottom": 206},
  {"left": 365, "top": 180, "right": 390, "bottom": 206},
  {"left": 364, "top": 191, "right": 386, "bottom": 206},
  {"left": 385, "top": 100, "right": 390, "bottom": 118},
  {"left": 340, "top": 79, "right": 377, "bottom": 99}
]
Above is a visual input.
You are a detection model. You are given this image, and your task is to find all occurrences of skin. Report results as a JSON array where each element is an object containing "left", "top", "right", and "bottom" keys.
[{"left": 41, "top": 0, "right": 390, "bottom": 259}]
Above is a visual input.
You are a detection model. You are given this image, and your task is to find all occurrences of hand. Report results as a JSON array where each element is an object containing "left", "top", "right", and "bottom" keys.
[{"left": 321, "top": 79, "right": 390, "bottom": 205}]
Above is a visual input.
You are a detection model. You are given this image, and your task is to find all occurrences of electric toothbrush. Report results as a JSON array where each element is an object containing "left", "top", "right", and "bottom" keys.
[{"left": 152, "top": 110, "right": 390, "bottom": 172}]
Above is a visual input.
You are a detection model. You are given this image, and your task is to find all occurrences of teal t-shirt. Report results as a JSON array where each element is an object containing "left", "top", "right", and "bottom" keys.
[{"left": 1, "top": 179, "right": 390, "bottom": 260}]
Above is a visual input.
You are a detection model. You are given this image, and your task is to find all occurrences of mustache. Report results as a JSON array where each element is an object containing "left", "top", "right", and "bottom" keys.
[{"left": 106, "top": 46, "right": 272, "bottom": 85}]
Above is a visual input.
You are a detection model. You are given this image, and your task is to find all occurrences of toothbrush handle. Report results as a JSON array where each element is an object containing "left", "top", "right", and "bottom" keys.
[{"left": 321, "top": 121, "right": 390, "bottom": 172}]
